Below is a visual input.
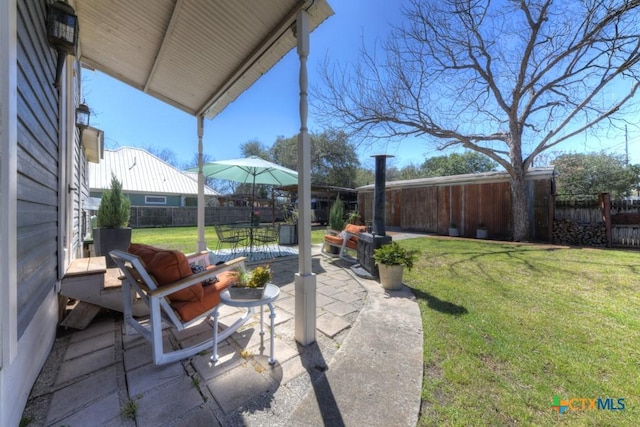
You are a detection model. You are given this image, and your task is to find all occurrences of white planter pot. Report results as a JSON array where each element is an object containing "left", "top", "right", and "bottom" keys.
[{"left": 378, "top": 263, "right": 404, "bottom": 290}]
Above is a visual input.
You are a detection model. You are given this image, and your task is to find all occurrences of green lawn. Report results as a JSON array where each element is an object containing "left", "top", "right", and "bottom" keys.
[
  {"left": 399, "top": 237, "right": 639, "bottom": 427},
  {"left": 129, "top": 227, "right": 639, "bottom": 425},
  {"left": 131, "top": 226, "right": 326, "bottom": 253}
]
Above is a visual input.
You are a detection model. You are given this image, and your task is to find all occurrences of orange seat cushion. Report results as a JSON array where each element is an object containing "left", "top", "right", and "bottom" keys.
[
  {"left": 128, "top": 243, "right": 203, "bottom": 302},
  {"left": 171, "top": 270, "right": 236, "bottom": 322},
  {"left": 324, "top": 224, "right": 364, "bottom": 251}
]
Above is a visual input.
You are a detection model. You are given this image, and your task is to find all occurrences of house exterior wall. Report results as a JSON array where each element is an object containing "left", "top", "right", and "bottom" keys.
[{"left": 1, "top": 1, "right": 86, "bottom": 425}]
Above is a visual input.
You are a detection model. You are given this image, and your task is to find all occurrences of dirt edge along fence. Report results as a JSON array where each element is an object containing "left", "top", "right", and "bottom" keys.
[{"left": 552, "top": 194, "right": 640, "bottom": 248}]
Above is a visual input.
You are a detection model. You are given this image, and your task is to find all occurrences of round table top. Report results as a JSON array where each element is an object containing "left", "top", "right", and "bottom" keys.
[{"left": 220, "top": 283, "right": 280, "bottom": 307}]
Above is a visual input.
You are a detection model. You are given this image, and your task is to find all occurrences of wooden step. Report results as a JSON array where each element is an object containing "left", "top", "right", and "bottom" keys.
[{"left": 61, "top": 256, "right": 149, "bottom": 317}]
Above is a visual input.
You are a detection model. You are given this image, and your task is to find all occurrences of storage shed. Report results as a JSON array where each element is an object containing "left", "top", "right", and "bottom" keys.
[{"left": 356, "top": 168, "right": 555, "bottom": 241}]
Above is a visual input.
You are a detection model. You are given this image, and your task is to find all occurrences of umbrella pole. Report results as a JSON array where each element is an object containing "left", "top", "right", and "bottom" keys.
[{"left": 250, "top": 173, "right": 256, "bottom": 258}]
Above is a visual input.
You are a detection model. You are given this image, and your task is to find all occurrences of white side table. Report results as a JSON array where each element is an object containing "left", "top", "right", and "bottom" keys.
[{"left": 212, "top": 283, "right": 280, "bottom": 365}]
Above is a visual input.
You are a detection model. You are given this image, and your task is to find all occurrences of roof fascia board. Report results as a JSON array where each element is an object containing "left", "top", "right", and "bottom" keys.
[{"left": 356, "top": 168, "right": 555, "bottom": 192}]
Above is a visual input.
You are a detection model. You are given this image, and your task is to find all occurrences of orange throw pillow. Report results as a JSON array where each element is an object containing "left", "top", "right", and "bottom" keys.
[
  {"left": 344, "top": 224, "right": 366, "bottom": 235},
  {"left": 128, "top": 244, "right": 203, "bottom": 302}
]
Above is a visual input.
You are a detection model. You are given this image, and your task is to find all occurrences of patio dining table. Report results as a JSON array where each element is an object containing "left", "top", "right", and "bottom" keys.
[{"left": 229, "top": 222, "right": 269, "bottom": 257}]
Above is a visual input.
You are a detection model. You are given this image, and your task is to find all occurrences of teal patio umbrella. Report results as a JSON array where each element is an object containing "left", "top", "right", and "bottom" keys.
[
  {"left": 191, "top": 156, "right": 298, "bottom": 209},
  {"left": 188, "top": 156, "right": 298, "bottom": 254}
]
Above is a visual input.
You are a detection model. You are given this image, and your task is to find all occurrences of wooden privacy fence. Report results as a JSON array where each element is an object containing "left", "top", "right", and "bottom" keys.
[
  {"left": 128, "top": 206, "right": 282, "bottom": 228},
  {"left": 552, "top": 195, "right": 640, "bottom": 248}
]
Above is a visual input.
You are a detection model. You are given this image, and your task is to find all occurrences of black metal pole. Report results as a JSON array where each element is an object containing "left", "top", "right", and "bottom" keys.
[{"left": 372, "top": 154, "right": 393, "bottom": 236}]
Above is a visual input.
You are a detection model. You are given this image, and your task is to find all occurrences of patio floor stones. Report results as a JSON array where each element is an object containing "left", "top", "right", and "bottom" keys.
[
  {"left": 206, "top": 362, "right": 275, "bottom": 414},
  {"left": 323, "top": 300, "right": 358, "bottom": 317},
  {"left": 125, "top": 359, "right": 186, "bottom": 397},
  {"left": 316, "top": 312, "right": 351, "bottom": 338},
  {"left": 53, "top": 393, "right": 128, "bottom": 427},
  {"left": 55, "top": 345, "right": 115, "bottom": 385},
  {"left": 135, "top": 376, "right": 205, "bottom": 427},
  {"left": 45, "top": 365, "right": 118, "bottom": 424}
]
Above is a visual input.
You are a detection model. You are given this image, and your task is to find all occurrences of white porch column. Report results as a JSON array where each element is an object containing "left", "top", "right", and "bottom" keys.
[
  {"left": 197, "top": 115, "right": 206, "bottom": 252},
  {"left": 294, "top": 10, "right": 316, "bottom": 345}
]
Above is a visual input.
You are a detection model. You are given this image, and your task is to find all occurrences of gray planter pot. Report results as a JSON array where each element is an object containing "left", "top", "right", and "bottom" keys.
[
  {"left": 228, "top": 286, "right": 266, "bottom": 300},
  {"left": 278, "top": 223, "right": 298, "bottom": 245},
  {"left": 93, "top": 227, "right": 132, "bottom": 268}
]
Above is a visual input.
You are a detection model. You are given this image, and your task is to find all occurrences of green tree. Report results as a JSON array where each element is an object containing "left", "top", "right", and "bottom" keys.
[
  {"left": 317, "top": 0, "right": 640, "bottom": 240},
  {"left": 553, "top": 152, "right": 638, "bottom": 200},
  {"left": 145, "top": 145, "right": 178, "bottom": 167},
  {"left": 421, "top": 152, "right": 497, "bottom": 177},
  {"left": 241, "top": 140, "right": 271, "bottom": 159},
  {"left": 271, "top": 128, "right": 360, "bottom": 188}
]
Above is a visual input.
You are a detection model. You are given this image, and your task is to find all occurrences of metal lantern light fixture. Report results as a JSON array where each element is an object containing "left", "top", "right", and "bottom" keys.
[
  {"left": 75, "top": 102, "right": 90, "bottom": 129},
  {"left": 46, "top": 0, "right": 79, "bottom": 88}
]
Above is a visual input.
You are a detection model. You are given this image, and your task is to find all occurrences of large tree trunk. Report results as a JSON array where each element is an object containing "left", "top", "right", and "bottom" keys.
[{"left": 510, "top": 169, "right": 530, "bottom": 241}]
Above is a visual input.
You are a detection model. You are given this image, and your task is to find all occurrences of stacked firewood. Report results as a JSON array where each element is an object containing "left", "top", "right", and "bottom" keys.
[{"left": 552, "top": 219, "right": 607, "bottom": 247}]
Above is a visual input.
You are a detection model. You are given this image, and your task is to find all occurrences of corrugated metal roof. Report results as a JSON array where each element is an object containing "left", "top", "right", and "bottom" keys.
[
  {"left": 356, "top": 167, "right": 556, "bottom": 192},
  {"left": 76, "top": 0, "right": 334, "bottom": 119},
  {"left": 89, "top": 147, "right": 219, "bottom": 196}
]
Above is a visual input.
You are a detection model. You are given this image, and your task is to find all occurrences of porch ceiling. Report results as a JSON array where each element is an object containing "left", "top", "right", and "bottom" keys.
[{"left": 75, "top": 0, "right": 333, "bottom": 119}]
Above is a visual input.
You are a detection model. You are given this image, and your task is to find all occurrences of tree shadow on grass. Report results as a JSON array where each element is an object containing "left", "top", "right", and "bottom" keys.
[{"left": 410, "top": 288, "right": 468, "bottom": 317}]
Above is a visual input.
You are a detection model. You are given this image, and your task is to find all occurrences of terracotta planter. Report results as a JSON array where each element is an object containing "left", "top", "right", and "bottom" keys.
[{"left": 378, "top": 263, "right": 404, "bottom": 290}]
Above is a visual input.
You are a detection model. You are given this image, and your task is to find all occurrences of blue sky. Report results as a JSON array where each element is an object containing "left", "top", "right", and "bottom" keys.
[{"left": 83, "top": 0, "right": 639, "bottom": 171}]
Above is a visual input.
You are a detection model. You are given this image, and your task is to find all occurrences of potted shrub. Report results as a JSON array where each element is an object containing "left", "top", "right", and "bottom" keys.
[
  {"left": 372, "top": 242, "right": 419, "bottom": 290},
  {"left": 229, "top": 265, "right": 272, "bottom": 299},
  {"left": 346, "top": 211, "right": 361, "bottom": 225},
  {"left": 93, "top": 174, "right": 132, "bottom": 268},
  {"left": 448, "top": 222, "right": 459, "bottom": 237},
  {"left": 279, "top": 207, "right": 298, "bottom": 245},
  {"left": 326, "top": 197, "right": 346, "bottom": 254}
]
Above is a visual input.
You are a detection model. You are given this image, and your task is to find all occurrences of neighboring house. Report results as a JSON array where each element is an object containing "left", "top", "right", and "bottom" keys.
[
  {"left": 89, "top": 147, "right": 220, "bottom": 208},
  {"left": 1, "top": 2, "right": 331, "bottom": 426}
]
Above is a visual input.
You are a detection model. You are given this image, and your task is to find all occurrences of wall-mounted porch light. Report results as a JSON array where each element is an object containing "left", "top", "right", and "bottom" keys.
[
  {"left": 75, "top": 102, "right": 90, "bottom": 129},
  {"left": 46, "top": 0, "right": 79, "bottom": 88}
]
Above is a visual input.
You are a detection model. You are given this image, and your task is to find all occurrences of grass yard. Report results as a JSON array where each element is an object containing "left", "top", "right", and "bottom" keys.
[
  {"left": 131, "top": 226, "right": 327, "bottom": 254},
  {"left": 399, "top": 237, "right": 639, "bottom": 426}
]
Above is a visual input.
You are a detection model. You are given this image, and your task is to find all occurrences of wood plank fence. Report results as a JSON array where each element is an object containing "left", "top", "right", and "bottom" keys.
[
  {"left": 128, "top": 206, "right": 283, "bottom": 228},
  {"left": 552, "top": 195, "right": 640, "bottom": 248}
]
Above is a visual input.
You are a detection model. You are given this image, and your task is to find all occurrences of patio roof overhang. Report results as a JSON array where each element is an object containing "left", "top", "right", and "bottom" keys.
[{"left": 75, "top": 0, "right": 333, "bottom": 119}]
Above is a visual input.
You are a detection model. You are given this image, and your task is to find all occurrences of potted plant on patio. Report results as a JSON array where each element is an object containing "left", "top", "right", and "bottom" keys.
[
  {"left": 325, "top": 197, "right": 346, "bottom": 254},
  {"left": 373, "top": 242, "right": 419, "bottom": 290},
  {"left": 229, "top": 264, "right": 272, "bottom": 299},
  {"left": 279, "top": 206, "right": 298, "bottom": 245},
  {"left": 93, "top": 174, "right": 132, "bottom": 268}
]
